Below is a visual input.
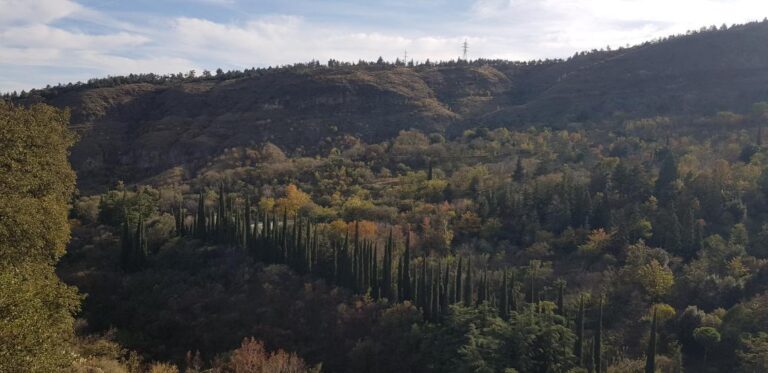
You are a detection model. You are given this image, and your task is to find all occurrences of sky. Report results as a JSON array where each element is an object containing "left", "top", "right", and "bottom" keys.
[{"left": 2, "top": 0, "right": 768, "bottom": 92}]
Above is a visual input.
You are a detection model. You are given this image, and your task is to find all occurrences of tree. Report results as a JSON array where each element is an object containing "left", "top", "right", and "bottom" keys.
[
  {"left": 635, "top": 259, "right": 674, "bottom": 301},
  {"left": 654, "top": 149, "right": 678, "bottom": 204},
  {"left": 275, "top": 184, "right": 312, "bottom": 216},
  {"left": 0, "top": 103, "right": 81, "bottom": 371},
  {"left": 594, "top": 296, "right": 603, "bottom": 373},
  {"left": 224, "top": 337, "right": 318, "bottom": 373},
  {"left": 514, "top": 158, "right": 526, "bottom": 182},
  {"left": 578, "top": 229, "right": 612, "bottom": 256},
  {"left": 575, "top": 294, "right": 585, "bottom": 367},
  {"left": 645, "top": 308, "right": 657, "bottom": 373},
  {"left": 737, "top": 332, "right": 768, "bottom": 372},
  {"left": 463, "top": 257, "right": 473, "bottom": 306},
  {"left": 693, "top": 327, "right": 721, "bottom": 364}
]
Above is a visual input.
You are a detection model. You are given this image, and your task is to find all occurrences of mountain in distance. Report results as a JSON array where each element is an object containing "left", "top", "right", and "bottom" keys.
[{"left": 18, "top": 20, "right": 768, "bottom": 192}]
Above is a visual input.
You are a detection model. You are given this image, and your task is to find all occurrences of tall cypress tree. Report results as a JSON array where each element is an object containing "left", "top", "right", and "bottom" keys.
[
  {"left": 594, "top": 296, "right": 603, "bottom": 373},
  {"left": 477, "top": 268, "right": 487, "bottom": 306},
  {"left": 575, "top": 294, "right": 585, "bottom": 367},
  {"left": 383, "top": 229, "right": 393, "bottom": 300},
  {"left": 514, "top": 157, "right": 525, "bottom": 182},
  {"left": 120, "top": 211, "right": 132, "bottom": 271},
  {"left": 371, "top": 245, "right": 379, "bottom": 299},
  {"left": 645, "top": 308, "right": 658, "bottom": 373},
  {"left": 397, "top": 256, "right": 404, "bottom": 302},
  {"left": 418, "top": 255, "right": 428, "bottom": 313},
  {"left": 500, "top": 269, "right": 510, "bottom": 320},
  {"left": 441, "top": 261, "right": 450, "bottom": 316},
  {"left": 244, "top": 196, "right": 252, "bottom": 249},
  {"left": 454, "top": 257, "right": 462, "bottom": 304},
  {"left": 194, "top": 192, "right": 206, "bottom": 240},
  {"left": 463, "top": 257, "right": 473, "bottom": 306},
  {"left": 402, "top": 231, "right": 412, "bottom": 301}
]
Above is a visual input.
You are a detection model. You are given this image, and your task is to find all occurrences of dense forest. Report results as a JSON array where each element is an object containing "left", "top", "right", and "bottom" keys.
[{"left": 5, "top": 19, "right": 768, "bottom": 373}]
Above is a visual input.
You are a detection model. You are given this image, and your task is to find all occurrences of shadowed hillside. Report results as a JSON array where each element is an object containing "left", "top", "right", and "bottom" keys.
[{"left": 17, "top": 20, "right": 768, "bottom": 191}]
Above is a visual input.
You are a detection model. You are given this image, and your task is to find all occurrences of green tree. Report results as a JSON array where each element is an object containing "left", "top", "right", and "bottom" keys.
[
  {"left": 645, "top": 308, "right": 657, "bottom": 373},
  {"left": 0, "top": 103, "right": 81, "bottom": 371},
  {"left": 693, "top": 327, "right": 721, "bottom": 364}
]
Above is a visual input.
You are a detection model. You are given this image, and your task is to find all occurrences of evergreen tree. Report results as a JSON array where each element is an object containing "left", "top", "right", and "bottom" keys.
[
  {"left": 418, "top": 256, "right": 428, "bottom": 313},
  {"left": 402, "top": 231, "right": 412, "bottom": 301},
  {"left": 500, "top": 269, "right": 510, "bottom": 320},
  {"left": 514, "top": 157, "right": 526, "bottom": 182},
  {"left": 119, "top": 211, "right": 132, "bottom": 271},
  {"left": 454, "top": 256, "right": 463, "bottom": 304},
  {"left": 594, "top": 296, "right": 603, "bottom": 373},
  {"left": 441, "top": 261, "right": 450, "bottom": 316},
  {"left": 556, "top": 279, "right": 565, "bottom": 316},
  {"left": 575, "top": 294, "right": 585, "bottom": 367},
  {"left": 194, "top": 192, "right": 206, "bottom": 239},
  {"left": 463, "top": 257, "right": 473, "bottom": 306},
  {"left": 645, "top": 308, "right": 657, "bottom": 373},
  {"left": 655, "top": 149, "right": 678, "bottom": 205}
]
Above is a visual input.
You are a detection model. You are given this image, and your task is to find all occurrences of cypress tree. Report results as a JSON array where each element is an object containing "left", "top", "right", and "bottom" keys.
[
  {"left": 383, "top": 229, "right": 393, "bottom": 300},
  {"left": 418, "top": 256, "right": 428, "bottom": 313},
  {"left": 454, "top": 257, "right": 462, "bottom": 304},
  {"left": 333, "top": 241, "right": 339, "bottom": 284},
  {"left": 655, "top": 149, "right": 678, "bottom": 205},
  {"left": 217, "top": 185, "right": 225, "bottom": 241},
  {"left": 645, "top": 308, "right": 658, "bottom": 373},
  {"left": 120, "top": 211, "right": 132, "bottom": 271},
  {"left": 575, "top": 294, "right": 585, "bottom": 367},
  {"left": 397, "top": 256, "right": 404, "bottom": 302},
  {"left": 557, "top": 280, "right": 565, "bottom": 316},
  {"left": 402, "top": 231, "right": 412, "bottom": 301},
  {"left": 194, "top": 192, "right": 206, "bottom": 240},
  {"left": 463, "top": 257, "right": 473, "bottom": 306},
  {"left": 477, "top": 268, "right": 487, "bottom": 306},
  {"left": 431, "top": 264, "right": 440, "bottom": 319},
  {"left": 280, "top": 209, "right": 288, "bottom": 262},
  {"left": 130, "top": 215, "right": 148, "bottom": 271},
  {"left": 371, "top": 244, "right": 379, "bottom": 299},
  {"left": 510, "top": 272, "right": 517, "bottom": 312},
  {"left": 514, "top": 157, "right": 525, "bottom": 182},
  {"left": 594, "top": 296, "right": 603, "bottom": 373},
  {"left": 441, "top": 261, "right": 450, "bottom": 316},
  {"left": 500, "top": 269, "right": 510, "bottom": 320},
  {"left": 243, "top": 196, "right": 251, "bottom": 248}
]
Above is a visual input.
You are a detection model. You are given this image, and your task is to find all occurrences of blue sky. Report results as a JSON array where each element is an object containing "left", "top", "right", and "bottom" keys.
[{"left": 2, "top": 0, "right": 768, "bottom": 92}]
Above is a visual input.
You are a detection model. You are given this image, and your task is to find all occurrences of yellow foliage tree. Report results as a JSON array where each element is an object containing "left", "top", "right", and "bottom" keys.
[
  {"left": 636, "top": 260, "right": 675, "bottom": 300},
  {"left": 275, "top": 184, "right": 312, "bottom": 215}
]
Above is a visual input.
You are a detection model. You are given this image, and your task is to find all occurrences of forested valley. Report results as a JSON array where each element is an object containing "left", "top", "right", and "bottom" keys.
[{"left": 5, "top": 19, "right": 768, "bottom": 373}]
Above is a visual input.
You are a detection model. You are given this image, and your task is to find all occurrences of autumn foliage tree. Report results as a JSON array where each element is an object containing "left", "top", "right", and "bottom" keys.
[{"left": 222, "top": 337, "right": 319, "bottom": 373}]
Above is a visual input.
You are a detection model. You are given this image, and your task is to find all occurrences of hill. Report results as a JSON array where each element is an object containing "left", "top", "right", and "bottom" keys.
[{"left": 16, "top": 20, "right": 768, "bottom": 192}]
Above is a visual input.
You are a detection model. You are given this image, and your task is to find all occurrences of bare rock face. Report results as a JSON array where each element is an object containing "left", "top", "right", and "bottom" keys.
[{"left": 31, "top": 21, "right": 768, "bottom": 191}]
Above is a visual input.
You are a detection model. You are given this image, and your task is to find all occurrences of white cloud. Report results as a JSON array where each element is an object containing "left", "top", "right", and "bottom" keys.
[
  {"left": 0, "top": 0, "right": 82, "bottom": 25},
  {"left": 0, "top": 25, "right": 148, "bottom": 49},
  {"left": 2, "top": 0, "right": 768, "bottom": 92},
  {"left": 469, "top": 0, "right": 768, "bottom": 54}
]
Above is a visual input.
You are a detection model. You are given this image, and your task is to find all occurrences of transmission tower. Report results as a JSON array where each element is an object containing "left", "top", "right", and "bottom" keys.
[{"left": 462, "top": 39, "right": 468, "bottom": 60}]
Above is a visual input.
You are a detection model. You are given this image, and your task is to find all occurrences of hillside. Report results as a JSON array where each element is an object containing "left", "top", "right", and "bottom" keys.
[{"left": 22, "top": 20, "right": 768, "bottom": 192}]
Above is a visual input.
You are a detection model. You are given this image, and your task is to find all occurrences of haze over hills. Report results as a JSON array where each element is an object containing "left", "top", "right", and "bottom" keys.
[{"left": 19, "top": 20, "right": 768, "bottom": 191}]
